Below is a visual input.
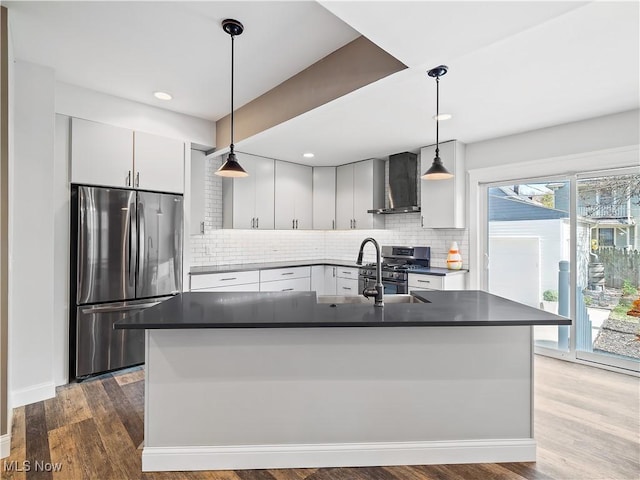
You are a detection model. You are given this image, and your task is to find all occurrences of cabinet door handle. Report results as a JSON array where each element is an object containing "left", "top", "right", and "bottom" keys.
[
  {"left": 421, "top": 216, "right": 424, "bottom": 227},
  {"left": 350, "top": 219, "right": 353, "bottom": 229},
  {"left": 251, "top": 217, "right": 255, "bottom": 229},
  {"left": 333, "top": 267, "right": 336, "bottom": 277},
  {"left": 256, "top": 217, "right": 259, "bottom": 229},
  {"left": 281, "top": 288, "right": 294, "bottom": 291},
  {"left": 342, "top": 286, "right": 352, "bottom": 291},
  {"left": 126, "top": 170, "right": 131, "bottom": 187},
  {"left": 353, "top": 219, "right": 356, "bottom": 229},
  {"left": 200, "top": 221, "right": 205, "bottom": 234},
  {"left": 135, "top": 172, "right": 140, "bottom": 187},
  {"left": 295, "top": 219, "right": 299, "bottom": 229},
  {"left": 220, "top": 277, "right": 237, "bottom": 281},
  {"left": 332, "top": 219, "right": 335, "bottom": 230},
  {"left": 292, "top": 219, "right": 295, "bottom": 229},
  {"left": 281, "top": 272, "right": 294, "bottom": 276}
]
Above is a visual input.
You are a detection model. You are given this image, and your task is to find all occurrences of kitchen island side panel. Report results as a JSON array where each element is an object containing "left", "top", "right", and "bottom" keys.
[{"left": 145, "top": 326, "right": 533, "bottom": 450}]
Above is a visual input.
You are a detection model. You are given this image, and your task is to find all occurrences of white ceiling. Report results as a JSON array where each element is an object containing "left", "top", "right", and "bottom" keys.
[
  {"left": 6, "top": 1, "right": 640, "bottom": 166},
  {"left": 6, "top": 1, "right": 359, "bottom": 121}
]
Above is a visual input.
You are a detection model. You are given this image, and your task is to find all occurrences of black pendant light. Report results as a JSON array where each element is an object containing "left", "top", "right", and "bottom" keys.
[
  {"left": 215, "top": 19, "right": 248, "bottom": 178},
  {"left": 421, "top": 65, "right": 453, "bottom": 180}
]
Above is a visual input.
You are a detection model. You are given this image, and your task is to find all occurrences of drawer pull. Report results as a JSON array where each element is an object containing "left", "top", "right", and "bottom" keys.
[
  {"left": 342, "top": 286, "right": 352, "bottom": 290},
  {"left": 418, "top": 279, "right": 431, "bottom": 283},
  {"left": 341, "top": 271, "right": 352, "bottom": 275},
  {"left": 220, "top": 277, "right": 237, "bottom": 281},
  {"left": 281, "top": 272, "right": 294, "bottom": 276},
  {"left": 282, "top": 288, "right": 294, "bottom": 291}
]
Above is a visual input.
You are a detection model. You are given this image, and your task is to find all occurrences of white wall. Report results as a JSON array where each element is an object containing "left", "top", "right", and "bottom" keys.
[
  {"left": 53, "top": 115, "right": 70, "bottom": 387},
  {"left": 55, "top": 82, "right": 215, "bottom": 147},
  {"left": 466, "top": 109, "right": 640, "bottom": 170},
  {"left": 190, "top": 157, "right": 469, "bottom": 269},
  {"left": 9, "top": 61, "right": 56, "bottom": 406}
]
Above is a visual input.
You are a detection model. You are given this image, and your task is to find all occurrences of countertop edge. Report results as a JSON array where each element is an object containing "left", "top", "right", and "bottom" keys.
[
  {"left": 114, "top": 291, "right": 571, "bottom": 330},
  {"left": 190, "top": 260, "right": 468, "bottom": 277}
]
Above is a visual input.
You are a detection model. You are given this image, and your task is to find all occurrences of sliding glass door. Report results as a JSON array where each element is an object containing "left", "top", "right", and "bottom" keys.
[
  {"left": 486, "top": 178, "right": 571, "bottom": 353},
  {"left": 484, "top": 169, "right": 639, "bottom": 372},
  {"left": 575, "top": 171, "right": 639, "bottom": 370}
]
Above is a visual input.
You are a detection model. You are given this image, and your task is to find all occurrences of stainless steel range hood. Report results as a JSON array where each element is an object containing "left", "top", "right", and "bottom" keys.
[{"left": 368, "top": 152, "right": 420, "bottom": 214}]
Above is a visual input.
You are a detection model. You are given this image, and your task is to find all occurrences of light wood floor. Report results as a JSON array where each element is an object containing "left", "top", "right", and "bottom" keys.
[{"left": 3, "top": 355, "right": 639, "bottom": 480}]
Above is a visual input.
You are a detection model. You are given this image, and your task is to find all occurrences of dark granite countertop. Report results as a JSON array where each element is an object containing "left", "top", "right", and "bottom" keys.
[
  {"left": 190, "top": 260, "right": 467, "bottom": 276},
  {"left": 114, "top": 291, "right": 570, "bottom": 330}
]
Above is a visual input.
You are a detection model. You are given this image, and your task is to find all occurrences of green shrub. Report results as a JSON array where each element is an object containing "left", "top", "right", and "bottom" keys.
[
  {"left": 543, "top": 290, "right": 558, "bottom": 302},
  {"left": 622, "top": 280, "right": 638, "bottom": 296},
  {"left": 584, "top": 296, "right": 592, "bottom": 306}
]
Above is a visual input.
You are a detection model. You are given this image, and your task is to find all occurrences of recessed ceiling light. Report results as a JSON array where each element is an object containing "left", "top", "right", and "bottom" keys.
[
  {"left": 303, "top": 153, "right": 315, "bottom": 158},
  {"left": 433, "top": 113, "right": 452, "bottom": 121},
  {"left": 154, "top": 91, "right": 173, "bottom": 101}
]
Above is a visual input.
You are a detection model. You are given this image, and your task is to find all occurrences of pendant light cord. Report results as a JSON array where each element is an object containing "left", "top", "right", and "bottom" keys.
[
  {"left": 230, "top": 33, "right": 235, "bottom": 154},
  {"left": 435, "top": 75, "right": 440, "bottom": 158}
]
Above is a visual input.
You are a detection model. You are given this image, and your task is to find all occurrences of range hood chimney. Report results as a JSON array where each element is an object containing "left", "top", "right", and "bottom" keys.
[{"left": 368, "top": 152, "right": 420, "bottom": 214}]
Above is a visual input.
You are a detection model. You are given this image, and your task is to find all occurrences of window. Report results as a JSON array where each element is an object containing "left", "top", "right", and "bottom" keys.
[{"left": 598, "top": 228, "right": 614, "bottom": 247}]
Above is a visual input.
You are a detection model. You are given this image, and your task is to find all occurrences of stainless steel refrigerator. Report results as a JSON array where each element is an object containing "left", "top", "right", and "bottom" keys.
[{"left": 70, "top": 185, "right": 183, "bottom": 379}]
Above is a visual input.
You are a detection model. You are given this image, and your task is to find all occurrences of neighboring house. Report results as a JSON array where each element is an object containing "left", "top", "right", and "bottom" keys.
[{"left": 577, "top": 179, "right": 639, "bottom": 251}]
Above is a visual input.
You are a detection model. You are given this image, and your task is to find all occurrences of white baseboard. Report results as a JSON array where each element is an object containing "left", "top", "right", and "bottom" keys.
[
  {"left": 142, "top": 438, "right": 536, "bottom": 472},
  {"left": 1, "top": 434, "right": 10, "bottom": 459},
  {"left": 10, "top": 382, "right": 56, "bottom": 407}
]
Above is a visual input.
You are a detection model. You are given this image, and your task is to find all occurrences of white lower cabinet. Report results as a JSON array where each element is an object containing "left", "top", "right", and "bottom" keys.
[
  {"left": 260, "top": 267, "right": 311, "bottom": 292},
  {"left": 408, "top": 273, "right": 467, "bottom": 291},
  {"left": 195, "top": 283, "right": 260, "bottom": 292},
  {"left": 260, "top": 277, "right": 311, "bottom": 292},
  {"left": 323, "top": 266, "right": 338, "bottom": 296},
  {"left": 336, "top": 277, "right": 359, "bottom": 296},
  {"left": 336, "top": 267, "right": 360, "bottom": 296},
  {"left": 190, "top": 271, "right": 260, "bottom": 290}
]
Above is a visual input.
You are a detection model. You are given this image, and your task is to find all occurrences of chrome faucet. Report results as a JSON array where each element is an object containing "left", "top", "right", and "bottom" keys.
[{"left": 356, "top": 237, "right": 384, "bottom": 307}]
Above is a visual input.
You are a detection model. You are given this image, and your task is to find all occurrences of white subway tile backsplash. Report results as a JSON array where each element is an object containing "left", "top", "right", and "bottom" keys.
[{"left": 190, "top": 159, "right": 469, "bottom": 269}]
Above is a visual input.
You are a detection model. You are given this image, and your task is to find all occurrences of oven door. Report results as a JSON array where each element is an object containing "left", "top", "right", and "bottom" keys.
[{"left": 359, "top": 276, "right": 407, "bottom": 295}]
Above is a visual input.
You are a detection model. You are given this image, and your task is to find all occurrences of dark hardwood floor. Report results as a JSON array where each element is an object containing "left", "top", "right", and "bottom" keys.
[{"left": 3, "top": 356, "right": 639, "bottom": 480}]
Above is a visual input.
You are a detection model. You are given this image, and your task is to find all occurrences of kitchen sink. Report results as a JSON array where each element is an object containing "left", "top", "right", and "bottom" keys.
[{"left": 316, "top": 294, "right": 425, "bottom": 305}]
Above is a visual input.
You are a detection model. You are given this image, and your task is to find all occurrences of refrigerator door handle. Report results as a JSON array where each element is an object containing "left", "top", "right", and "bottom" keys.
[
  {"left": 129, "top": 199, "right": 137, "bottom": 289},
  {"left": 81, "top": 302, "right": 161, "bottom": 315},
  {"left": 137, "top": 199, "right": 145, "bottom": 289}
]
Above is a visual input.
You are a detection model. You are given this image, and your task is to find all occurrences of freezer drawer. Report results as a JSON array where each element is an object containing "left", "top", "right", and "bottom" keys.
[{"left": 75, "top": 298, "right": 168, "bottom": 378}]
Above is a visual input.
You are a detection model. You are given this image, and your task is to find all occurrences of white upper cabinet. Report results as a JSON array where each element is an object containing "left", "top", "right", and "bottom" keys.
[
  {"left": 71, "top": 117, "right": 185, "bottom": 194},
  {"left": 313, "top": 167, "right": 336, "bottom": 230},
  {"left": 71, "top": 118, "right": 133, "bottom": 188},
  {"left": 420, "top": 140, "right": 466, "bottom": 229},
  {"left": 222, "top": 152, "right": 275, "bottom": 230},
  {"left": 336, "top": 164, "right": 355, "bottom": 230},
  {"left": 336, "top": 159, "right": 384, "bottom": 230},
  {"left": 275, "top": 161, "right": 313, "bottom": 230},
  {"left": 190, "top": 150, "right": 206, "bottom": 235},
  {"left": 134, "top": 131, "right": 185, "bottom": 193}
]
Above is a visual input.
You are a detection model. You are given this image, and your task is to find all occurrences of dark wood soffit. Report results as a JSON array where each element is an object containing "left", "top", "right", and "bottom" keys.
[{"left": 215, "top": 35, "right": 407, "bottom": 149}]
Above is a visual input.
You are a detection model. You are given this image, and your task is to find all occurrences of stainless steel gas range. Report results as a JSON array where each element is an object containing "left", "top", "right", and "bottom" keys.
[{"left": 358, "top": 245, "right": 431, "bottom": 295}]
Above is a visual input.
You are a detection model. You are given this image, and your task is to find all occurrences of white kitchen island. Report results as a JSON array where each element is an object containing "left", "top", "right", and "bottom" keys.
[{"left": 115, "top": 291, "right": 570, "bottom": 472}]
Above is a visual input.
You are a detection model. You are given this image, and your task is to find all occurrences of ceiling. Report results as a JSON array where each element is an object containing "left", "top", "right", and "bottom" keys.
[{"left": 6, "top": 1, "right": 640, "bottom": 166}]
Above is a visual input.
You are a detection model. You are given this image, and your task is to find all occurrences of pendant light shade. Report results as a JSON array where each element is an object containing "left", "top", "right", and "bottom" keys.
[
  {"left": 421, "top": 65, "right": 453, "bottom": 181},
  {"left": 216, "top": 19, "right": 248, "bottom": 178}
]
